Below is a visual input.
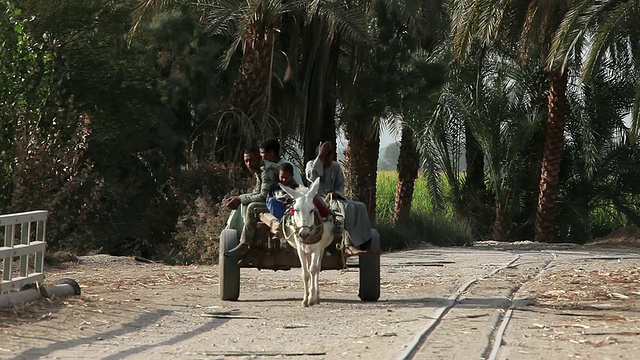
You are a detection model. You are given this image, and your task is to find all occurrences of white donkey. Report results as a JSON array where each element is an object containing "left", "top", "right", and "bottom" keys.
[{"left": 280, "top": 178, "right": 334, "bottom": 307}]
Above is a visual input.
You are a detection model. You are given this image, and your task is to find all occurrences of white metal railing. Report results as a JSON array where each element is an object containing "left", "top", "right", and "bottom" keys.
[{"left": 0, "top": 210, "right": 47, "bottom": 294}]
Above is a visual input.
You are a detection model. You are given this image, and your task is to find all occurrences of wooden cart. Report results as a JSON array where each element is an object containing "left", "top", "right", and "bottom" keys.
[{"left": 218, "top": 209, "right": 381, "bottom": 302}]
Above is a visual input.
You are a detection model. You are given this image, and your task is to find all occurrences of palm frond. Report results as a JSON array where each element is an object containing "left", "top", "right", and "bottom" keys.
[
  {"left": 379, "top": 0, "right": 445, "bottom": 41},
  {"left": 547, "top": 0, "right": 593, "bottom": 73},
  {"left": 316, "top": 5, "right": 371, "bottom": 47},
  {"left": 421, "top": 151, "right": 445, "bottom": 213},
  {"left": 128, "top": 0, "right": 185, "bottom": 41},
  {"left": 575, "top": 105, "right": 600, "bottom": 179},
  {"left": 475, "top": 0, "right": 508, "bottom": 49},
  {"left": 450, "top": 0, "right": 480, "bottom": 58},
  {"left": 380, "top": 115, "right": 403, "bottom": 142},
  {"left": 197, "top": 0, "right": 241, "bottom": 36},
  {"left": 219, "top": 24, "right": 244, "bottom": 71},
  {"left": 629, "top": 86, "right": 640, "bottom": 143},
  {"left": 419, "top": 86, "right": 467, "bottom": 202},
  {"left": 197, "top": 0, "right": 302, "bottom": 70},
  {"left": 583, "top": 0, "right": 636, "bottom": 80}
]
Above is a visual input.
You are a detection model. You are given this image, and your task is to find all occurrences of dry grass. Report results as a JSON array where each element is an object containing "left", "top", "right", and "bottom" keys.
[{"left": 533, "top": 267, "right": 640, "bottom": 310}]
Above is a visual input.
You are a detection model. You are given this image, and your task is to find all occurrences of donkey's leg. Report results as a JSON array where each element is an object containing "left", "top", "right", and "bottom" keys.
[
  {"left": 296, "top": 246, "right": 311, "bottom": 307},
  {"left": 305, "top": 252, "right": 315, "bottom": 305},
  {"left": 309, "top": 250, "right": 323, "bottom": 305}
]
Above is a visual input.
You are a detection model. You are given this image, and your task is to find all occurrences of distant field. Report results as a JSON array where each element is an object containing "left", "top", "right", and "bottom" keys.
[
  {"left": 376, "top": 171, "right": 432, "bottom": 222},
  {"left": 375, "top": 171, "right": 472, "bottom": 248}
]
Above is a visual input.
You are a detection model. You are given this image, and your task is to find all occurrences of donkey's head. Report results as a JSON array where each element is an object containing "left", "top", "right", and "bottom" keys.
[{"left": 280, "top": 178, "right": 320, "bottom": 241}]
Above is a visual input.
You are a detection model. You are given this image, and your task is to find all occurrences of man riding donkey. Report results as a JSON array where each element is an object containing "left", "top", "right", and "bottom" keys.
[
  {"left": 261, "top": 162, "right": 331, "bottom": 233},
  {"left": 259, "top": 138, "right": 304, "bottom": 186},
  {"left": 306, "top": 141, "right": 374, "bottom": 256},
  {"left": 224, "top": 140, "right": 373, "bottom": 258},
  {"left": 223, "top": 147, "right": 279, "bottom": 258},
  {"left": 258, "top": 139, "right": 329, "bottom": 235}
]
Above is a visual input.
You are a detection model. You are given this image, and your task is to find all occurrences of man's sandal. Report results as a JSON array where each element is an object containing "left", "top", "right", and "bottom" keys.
[
  {"left": 344, "top": 244, "right": 366, "bottom": 257},
  {"left": 224, "top": 243, "right": 249, "bottom": 258}
]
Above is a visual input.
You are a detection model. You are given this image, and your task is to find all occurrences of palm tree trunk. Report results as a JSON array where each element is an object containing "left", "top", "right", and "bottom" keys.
[
  {"left": 464, "top": 121, "right": 486, "bottom": 236},
  {"left": 344, "top": 118, "right": 380, "bottom": 222},
  {"left": 465, "top": 46, "right": 488, "bottom": 237},
  {"left": 493, "top": 201, "right": 507, "bottom": 240},
  {"left": 393, "top": 125, "right": 419, "bottom": 224},
  {"left": 518, "top": 71, "right": 547, "bottom": 239},
  {"left": 535, "top": 70, "right": 568, "bottom": 243},
  {"left": 229, "top": 28, "right": 272, "bottom": 114},
  {"left": 302, "top": 34, "right": 338, "bottom": 161},
  {"left": 220, "top": 27, "right": 274, "bottom": 163},
  {"left": 465, "top": 126, "right": 485, "bottom": 197}
]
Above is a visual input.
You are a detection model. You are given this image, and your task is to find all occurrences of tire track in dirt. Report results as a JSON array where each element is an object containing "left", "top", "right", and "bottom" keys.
[
  {"left": 484, "top": 254, "right": 557, "bottom": 360},
  {"left": 399, "top": 253, "right": 556, "bottom": 360}
]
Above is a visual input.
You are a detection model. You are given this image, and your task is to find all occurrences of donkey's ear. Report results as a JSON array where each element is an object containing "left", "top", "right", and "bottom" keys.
[
  {"left": 280, "top": 183, "right": 304, "bottom": 199},
  {"left": 306, "top": 178, "right": 320, "bottom": 198}
]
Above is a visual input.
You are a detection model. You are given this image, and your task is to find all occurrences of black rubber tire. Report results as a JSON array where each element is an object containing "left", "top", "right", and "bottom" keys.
[
  {"left": 358, "top": 229, "right": 381, "bottom": 301},
  {"left": 219, "top": 229, "right": 241, "bottom": 301}
]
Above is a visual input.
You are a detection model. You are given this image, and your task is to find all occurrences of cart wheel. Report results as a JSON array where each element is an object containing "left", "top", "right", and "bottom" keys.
[
  {"left": 358, "top": 229, "right": 381, "bottom": 301},
  {"left": 219, "top": 229, "right": 240, "bottom": 301}
]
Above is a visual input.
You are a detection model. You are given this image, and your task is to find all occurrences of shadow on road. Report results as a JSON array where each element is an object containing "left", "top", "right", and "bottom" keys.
[{"left": 14, "top": 309, "right": 229, "bottom": 359}]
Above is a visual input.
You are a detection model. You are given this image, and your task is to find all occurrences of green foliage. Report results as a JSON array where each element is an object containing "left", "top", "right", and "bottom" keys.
[
  {"left": 0, "top": 1, "right": 97, "bottom": 234},
  {"left": 590, "top": 204, "right": 632, "bottom": 239},
  {"left": 68, "top": 158, "right": 249, "bottom": 262},
  {"left": 16, "top": 0, "right": 195, "bottom": 175},
  {"left": 0, "top": 0, "right": 56, "bottom": 174},
  {"left": 144, "top": 8, "right": 233, "bottom": 162},
  {"left": 377, "top": 170, "right": 432, "bottom": 220},
  {"left": 555, "top": 73, "right": 640, "bottom": 243},
  {"left": 3, "top": 1, "right": 240, "bottom": 257}
]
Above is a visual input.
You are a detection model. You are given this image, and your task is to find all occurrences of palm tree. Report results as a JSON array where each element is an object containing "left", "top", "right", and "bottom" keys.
[
  {"left": 450, "top": 0, "right": 584, "bottom": 242},
  {"left": 392, "top": 60, "right": 447, "bottom": 225},
  {"left": 470, "top": 54, "right": 544, "bottom": 240},
  {"left": 420, "top": 43, "right": 491, "bottom": 234},
  {"left": 337, "top": 3, "right": 390, "bottom": 220},
  {"left": 276, "top": 5, "right": 371, "bottom": 163},
  {"left": 390, "top": 1, "right": 448, "bottom": 225},
  {"left": 557, "top": 70, "right": 640, "bottom": 242},
  {"left": 394, "top": 123, "right": 419, "bottom": 223},
  {"left": 418, "top": 74, "right": 466, "bottom": 220},
  {"left": 340, "top": 0, "right": 445, "bottom": 221},
  {"left": 131, "top": 0, "right": 370, "bottom": 163},
  {"left": 550, "top": 0, "right": 640, "bottom": 141}
]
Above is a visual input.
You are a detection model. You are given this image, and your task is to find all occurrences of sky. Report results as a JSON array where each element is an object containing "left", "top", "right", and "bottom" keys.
[{"left": 335, "top": 128, "right": 398, "bottom": 156}]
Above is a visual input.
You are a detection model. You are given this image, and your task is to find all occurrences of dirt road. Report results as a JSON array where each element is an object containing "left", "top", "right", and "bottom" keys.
[{"left": 1, "top": 242, "right": 640, "bottom": 359}]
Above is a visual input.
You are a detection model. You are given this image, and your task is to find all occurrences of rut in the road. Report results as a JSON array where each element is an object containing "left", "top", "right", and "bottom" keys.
[{"left": 398, "top": 253, "right": 556, "bottom": 360}]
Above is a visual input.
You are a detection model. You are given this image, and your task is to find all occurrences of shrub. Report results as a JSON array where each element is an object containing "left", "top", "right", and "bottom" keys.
[
  {"left": 60, "top": 158, "right": 249, "bottom": 264},
  {"left": 166, "top": 161, "right": 250, "bottom": 264},
  {"left": 377, "top": 212, "right": 473, "bottom": 251}
]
